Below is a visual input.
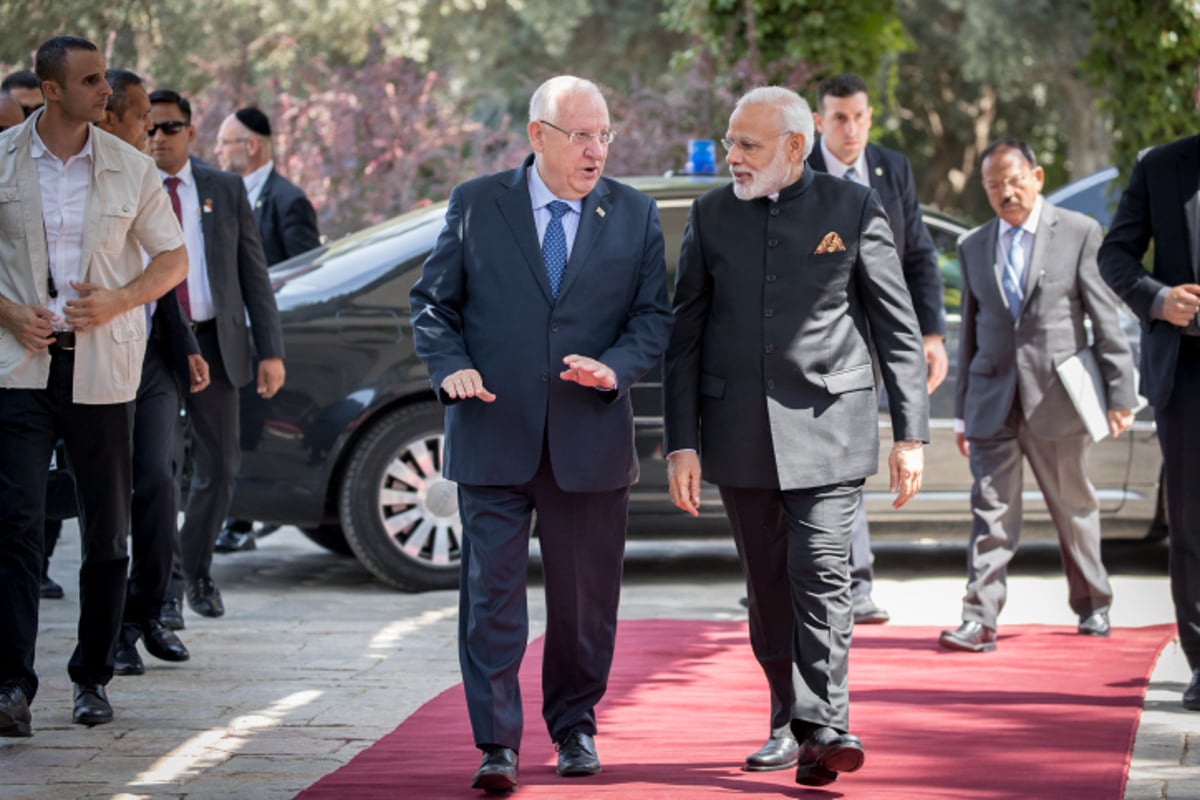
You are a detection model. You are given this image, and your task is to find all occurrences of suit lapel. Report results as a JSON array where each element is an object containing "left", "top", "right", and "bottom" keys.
[
  {"left": 1019, "top": 202, "right": 1054, "bottom": 314},
  {"left": 191, "top": 162, "right": 221, "bottom": 302},
  {"left": 556, "top": 181, "right": 611, "bottom": 300},
  {"left": 495, "top": 160, "right": 552, "bottom": 302},
  {"left": 1180, "top": 141, "right": 1200, "bottom": 281},
  {"left": 972, "top": 218, "right": 1006, "bottom": 311}
]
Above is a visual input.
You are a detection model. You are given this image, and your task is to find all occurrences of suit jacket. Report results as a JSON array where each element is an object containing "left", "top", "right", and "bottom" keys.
[
  {"left": 150, "top": 292, "right": 199, "bottom": 390},
  {"left": 808, "top": 142, "right": 945, "bottom": 336},
  {"left": 663, "top": 168, "right": 930, "bottom": 490},
  {"left": 409, "top": 154, "right": 673, "bottom": 492},
  {"left": 254, "top": 168, "right": 320, "bottom": 266},
  {"left": 1098, "top": 133, "right": 1200, "bottom": 409},
  {"left": 0, "top": 112, "right": 184, "bottom": 403},
  {"left": 188, "top": 158, "right": 283, "bottom": 387},
  {"left": 956, "top": 201, "right": 1137, "bottom": 440}
]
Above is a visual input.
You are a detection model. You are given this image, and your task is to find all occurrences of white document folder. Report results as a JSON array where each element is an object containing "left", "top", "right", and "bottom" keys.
[{"left": 1055, "top": 347, "right": 1147, "bottom": 442}]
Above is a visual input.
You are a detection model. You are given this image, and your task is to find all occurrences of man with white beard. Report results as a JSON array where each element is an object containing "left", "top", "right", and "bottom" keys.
[{"left": 662, "top": 86, "right": 929, "bottom": 789}]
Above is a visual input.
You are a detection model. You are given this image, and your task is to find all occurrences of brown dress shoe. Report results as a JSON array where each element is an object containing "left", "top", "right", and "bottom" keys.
[{"left": 939, "top": 621, "right": 997, "bottom": 652}]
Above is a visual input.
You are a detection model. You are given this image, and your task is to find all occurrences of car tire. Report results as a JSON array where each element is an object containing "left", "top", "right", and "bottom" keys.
[
  {"left": 338, "top": 402, "right": 461, "bottom": 592},
  {"left": 300, "top": 525, "right": 355, "bottom": 556}
]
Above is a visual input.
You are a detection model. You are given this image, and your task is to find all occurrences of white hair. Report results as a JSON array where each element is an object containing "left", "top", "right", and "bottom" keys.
[
  {"left": 529, "top": 75, "right": 606, "bottom": 123},
  {"left": 733, "top": 86, "right": 815, "bottom": 160}
]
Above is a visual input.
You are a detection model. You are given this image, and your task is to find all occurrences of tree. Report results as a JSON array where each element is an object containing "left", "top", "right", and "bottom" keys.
[{"left": 1083, "top": 0, "right": 1200, "bottom": 181}]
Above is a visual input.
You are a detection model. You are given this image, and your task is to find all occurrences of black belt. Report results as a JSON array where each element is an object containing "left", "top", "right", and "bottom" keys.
[
  {"left": 48, "top": 331, "right": 76, "bottom": 351},
  {"left": 190, "top": 319, "right": 217, "bottom": 334}
]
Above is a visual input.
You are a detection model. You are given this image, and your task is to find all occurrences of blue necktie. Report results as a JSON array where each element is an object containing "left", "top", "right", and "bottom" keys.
[
  {"left": 844, "top": 166, "right": 858, "bottom": 183},
  {"left": 1002, "top": 227, "right": 1026, "bottom": 320},
  {"left": 543, "top": 200, "right": 570, "bottom": 298}
]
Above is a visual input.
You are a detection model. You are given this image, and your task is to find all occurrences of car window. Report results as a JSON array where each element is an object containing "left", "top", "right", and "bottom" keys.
[{"left": 924, "top": 215, "right": 965, "bottom": 317}]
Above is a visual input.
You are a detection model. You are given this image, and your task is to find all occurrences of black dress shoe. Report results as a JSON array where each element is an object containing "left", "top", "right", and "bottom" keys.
[
  {"left": 1078, "top": 611, "right": 1111, "bottom": 637},
  {"left": 0, "top": 684, "right": 32, "bottom": 737},
  {"left": 939, "top": 621, "right": 997, "bottom": 653},
  {"left": 556, "top": 729, "right": 601, "bottom": 777},
  {"left": 852, "top": 595, "right": 891, "bottom": 625},
  {"left": 744, "top": 733, "right": 799, "bottom": 771},
  {"left": 160, "top": 598, "right": 186, "bottom": 631},
  {"left": 40, "top": 575, "right": 65, "bottom": 599},
  {"left": 186, "top": 578, "right": 225, "bottom": 618},
  {"left": 471, "top": 745, "right": 518, "bottom": 793},
  {"left": 143, "top": 620, "right": 190, "bottom": 662},
  {"left": 72, "top": 683, "right": 113, "bottom": 726},
  {"left": 114, "top": 638, "right": 145, "bottom": 676},
  {"left": 794, "top": 726, "right": 864, "bottom": 786},
  {"left": 214, "top": 527, "right": 256, "bottom": 553},
  {"left": 1183, "top": 667, "right": 1200, "bottom": 711}
]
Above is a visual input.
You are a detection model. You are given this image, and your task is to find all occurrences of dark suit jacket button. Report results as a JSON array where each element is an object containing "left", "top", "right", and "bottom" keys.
[
  {"left": 764, "top": 344, "right": 774, "bottom": 354},
  {"left": 541, "top": 373, "right": 549, "bottom": 382},
  {"left": 551, "top": 323, "right": 560, "bottom": 332},
  {"left": 766, "top": 274, "right": 776, "bottom": 282},
  {"left": 770, "top": 207, "right": 780, "bottom": 216},
  {"left": 767, "top": 379, "right": 776, "bottom": 389},
  {"left": 768, "top": 238, "right": 779, "bottom": 247},
  {"left": 765, "top": 309, "right": 774, "bottom": 318}
]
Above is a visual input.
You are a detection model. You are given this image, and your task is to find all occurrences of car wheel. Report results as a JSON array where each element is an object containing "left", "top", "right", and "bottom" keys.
[
  {"left": 300, "top": 525, "right": 354, "bottom": 556},
  {"left": 338, "top": 402, "right": 461, "bottom": 592}
]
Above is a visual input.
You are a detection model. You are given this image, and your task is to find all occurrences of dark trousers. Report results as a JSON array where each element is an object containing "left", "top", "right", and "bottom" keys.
[
  {"left": 1157, "top": 336, "right": 1200, "bottom": 670},
  {"left": 177, "top": 328, "right": 240, "bottom": 589},
  {"left": 124, "top": 343, "right": 183, "bottom": 638},
  {"left": 848, "top": 498, "right": 874, "bottom": 597},
  {"left": 0, "top": 350, "right": 133, "bottom": 699},
  {"left": 720, "top": 481, "right": 862, "bottom": 737},
  {"left": 456, "top": 450, "right": 628, "bottom": 751}
]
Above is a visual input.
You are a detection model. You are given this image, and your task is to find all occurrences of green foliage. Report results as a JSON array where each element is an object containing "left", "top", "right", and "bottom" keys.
[
  {"left": 664, "top": 0, "right": 909, "bottom": 92},
  {"left": 1084, "top": 0, "right": 1200, "bottom": 180}
]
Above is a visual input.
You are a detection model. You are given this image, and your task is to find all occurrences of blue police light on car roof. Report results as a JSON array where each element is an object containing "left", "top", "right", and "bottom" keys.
[{"left": 684, "top": 139, "right": 717, "bottom": 175}]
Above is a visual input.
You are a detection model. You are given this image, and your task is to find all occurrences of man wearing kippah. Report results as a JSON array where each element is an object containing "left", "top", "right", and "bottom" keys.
[{"left": 213, "top": 106, "right": 320, "bottom": 553}]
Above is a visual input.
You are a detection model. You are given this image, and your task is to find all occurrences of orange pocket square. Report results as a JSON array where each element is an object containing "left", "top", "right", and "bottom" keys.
[{"left": 813, "top": 231, "right": 846, "bottom": 254}]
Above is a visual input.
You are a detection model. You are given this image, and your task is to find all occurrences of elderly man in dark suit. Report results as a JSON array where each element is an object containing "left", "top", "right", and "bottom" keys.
[
  {"left": 1099, "top": 65, "right": 1200, "bottom": 711},
  {"left": 806, "top": 73, "right": 946, "bottom": 627},
  {"left": 147, "top": 89, "right": 284, "bottom": 623},
  {"left": 663, "top": 86, "right": 929, "bottom": 789},
  {"left": 213, "top": 106, "right": 320, "bottom": 553},
  {"left": 410, "top": 75, "right": 672, "bottom": 793},
  {"left": 941, "top": 139, "right": 1136, "bottom": 654}
]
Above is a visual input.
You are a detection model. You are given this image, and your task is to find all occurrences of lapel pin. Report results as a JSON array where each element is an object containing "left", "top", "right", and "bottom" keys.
[
  {"left": 874, "top": 166, "right": 883, "bottom": 177},
  {"left": 596, "top": 207, "right": 606, "bottom": 218},
  {"left": 203, "top": 199, "right": 213, "bottom": 214}
]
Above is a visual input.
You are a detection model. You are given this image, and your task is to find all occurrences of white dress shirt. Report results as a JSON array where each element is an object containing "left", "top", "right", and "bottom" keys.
[
  {"left": 243, "top": 161, "right": 273, "bottom": 210},
  {"left": 159, "top": 159, "right": 215, "bottom": 322},
  {"left": 820, "top": 137, "right": 869, "bottom": 187},
  {"left": 31, "top": 122, "right": 93, "bottom": 330}
]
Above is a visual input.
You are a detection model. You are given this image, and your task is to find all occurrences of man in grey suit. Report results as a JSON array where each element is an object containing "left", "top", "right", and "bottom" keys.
[
  {"left": 663, "top": 86, "right": 929, "bottom": 788},
  {"left": 147, "top": 89, "right": 285, "bottom": 622},
  {"left": 940, "top": 139, "right": 1137, "bottom": 654},
  {"left": 1098, "top": 63, "right": 1200, "bottom": 710},
  {"left": 410, "top": 75, "right": 672, "bottom": 792}
]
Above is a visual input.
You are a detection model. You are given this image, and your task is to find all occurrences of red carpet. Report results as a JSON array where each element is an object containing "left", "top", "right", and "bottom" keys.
[{"left": 297, "top": 621, "right": 1175, "bottom": 799}]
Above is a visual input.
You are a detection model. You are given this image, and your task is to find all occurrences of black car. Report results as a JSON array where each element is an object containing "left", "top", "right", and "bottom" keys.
[{"left": 230, "top": 175, "right": 1164, "bottom": 591}]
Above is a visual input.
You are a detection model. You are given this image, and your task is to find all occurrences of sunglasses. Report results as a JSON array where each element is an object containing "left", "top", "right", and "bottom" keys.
[{"left": 149, "top": 120, "right": 188, "bottom": 137}]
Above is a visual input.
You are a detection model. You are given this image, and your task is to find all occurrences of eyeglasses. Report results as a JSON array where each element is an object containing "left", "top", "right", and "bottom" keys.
[
  {"left": 720, "top": 132, "right": 793, "bottom": 156},
  {"left": 149, "top": 120, "right": 188, "bottom": 137},
  {"left": 217, "top": 137, "right": 248, "bottom": 148},
  {"left": 983, "top": 173, "right": 1033, "bottom": 193},
  {"left": 539, "top": 120, "right": 616, "bottom": 146}
]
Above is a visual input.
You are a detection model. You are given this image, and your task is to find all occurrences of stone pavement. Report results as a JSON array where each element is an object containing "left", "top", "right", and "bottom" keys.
[{"left": 2, "top": 525, "right": 1197, "bottom": 799}]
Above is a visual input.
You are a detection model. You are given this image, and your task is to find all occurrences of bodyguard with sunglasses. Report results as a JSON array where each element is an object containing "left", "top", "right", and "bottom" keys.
[
  {"left": 0, "top": 36, "right": 188, "bottom": 735},
  {"left": 145, "top": 89, "right": 284, "bottom": 625}
]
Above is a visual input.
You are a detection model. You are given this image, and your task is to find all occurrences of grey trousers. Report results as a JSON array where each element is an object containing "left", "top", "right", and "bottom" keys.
[{"left": 962, "top": 408, "right": 1112, "bottom": 628}]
